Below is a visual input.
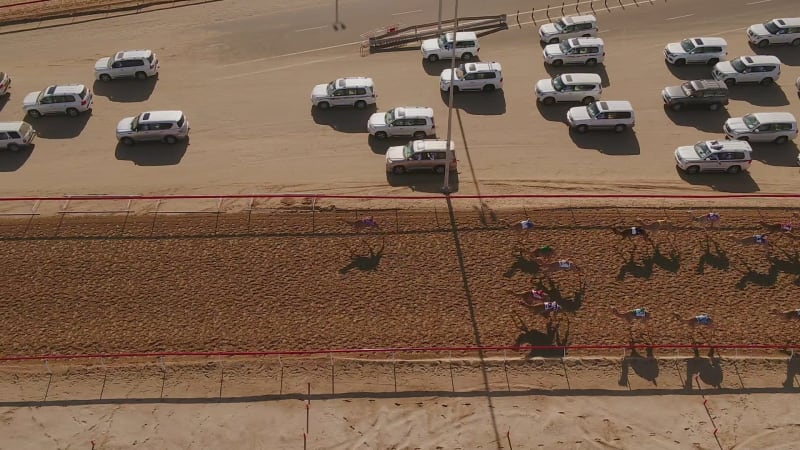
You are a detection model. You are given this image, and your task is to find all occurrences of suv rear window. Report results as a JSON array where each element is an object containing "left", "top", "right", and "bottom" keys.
[
  {"left": 147, "top": 54, "right": 155, "bottom": 63},
  {"left": 78, "top": 87, "right": 88, "bottom": 100},
  {"left": 176, "top": 116, "right": 185, "bottom": 128}
]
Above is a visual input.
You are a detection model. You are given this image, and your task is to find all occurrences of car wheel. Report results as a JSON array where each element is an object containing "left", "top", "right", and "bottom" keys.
[
  {"left": 392, "top": 166, "right": 406, "bottom": 175},
  {"left": 482, "top": 84, "right": 495, "bottom": 92},
  {"left": 726, "top": 165, "right": 742, "bottom": 174},
  {"left": 774, "top": 136, "right": 788, "bottom": 145},
  {"left": 99, "top": 74, "right": 112, "bottom": 82},
  {"left": 7, "top": 143, "right": 20, "bottom": 152},
  {"left": 317, "top": 102, "right": 330, "bottom": 110},
  {"left": 581, "top": 96, "right": 594, "bottom": 105},
  {"left": 461, "top": 53, "right": 473, "bottom": 61},
  {"left": 548, "top": 37, "right": 559, "bottom": 44},
  {"left": 585, "top": 58, "right": 597, "bottom": 66},
  {"left": 427, "top": 54, "right": 439, "bottom": 63},
  {"left": 164, "top": 135, "right": 178, "bottom": 144},
  {"left": 434, "top": 165, "right": 445, "bottom": 174},
  {"left": 674, "top": 59, "right": 686, "bottom": 66},
  {"left": 793, "top": 38, "right": 800, "bottom": 47},
  {"left": 120, "top": 137, "right": 135, "bottom": 146},
  {"left": 374, "top": 131, "right": 388, "bottom": 140},
  {"left": 724, "top": 78, "right": 735, "bottom": 86},
  {"left": 543, "top": 97, "right": 556, "bottom": 105},
  {"left": 760, "top": 77, "right": 773, "bottom": 86},
  {"left": 552, "top": 59, "right": 564, "bottom": 67},
  {"left": 135, "top": 71, "right": 148, "bottom": 80},
  {"left": 708, "top": 103, "right": 720, "bottom": 111},
  {"left": 707, "top": 58, "right": 719, "bottom": 66},
  {"left": 757, "top": 40, "right": 769, "bottom": 48},
  {"left": 66, "top": 108, "right": 79, "bottom": 117},
  {"left": 671, "top": 103, "right": 683, "bottom": 112},
  {"left": 413, "top": 131, "right": 427, "bottom": 140},
  {"left": 27, "top": 109, "right": 41, "bottom": 118},
  {"left": 614, "top": 124, "right": 627, "bottom": 133},
  {"left": 575, "top": 124, "right": 589, "bottom": 134},
  {"left": 686, "top": 165, "right": 700, "bottom": 174},
  {"left": 354, "top": 100, "right": 366, "bottom": 110}
]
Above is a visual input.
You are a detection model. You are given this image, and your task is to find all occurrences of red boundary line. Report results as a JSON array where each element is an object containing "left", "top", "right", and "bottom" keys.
[{"left": 0, "top": 343, "right": 790, "bottom": 362}]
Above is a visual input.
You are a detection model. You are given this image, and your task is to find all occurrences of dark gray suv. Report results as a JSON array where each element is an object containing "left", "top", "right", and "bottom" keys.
[{"left": 661, "top": 79, "right": 729, "bottom": 112}]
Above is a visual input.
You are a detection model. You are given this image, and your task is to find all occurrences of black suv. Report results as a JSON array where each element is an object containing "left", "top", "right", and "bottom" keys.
[{"left": 661, "top": 79, "right": 729, "bottom": 112}]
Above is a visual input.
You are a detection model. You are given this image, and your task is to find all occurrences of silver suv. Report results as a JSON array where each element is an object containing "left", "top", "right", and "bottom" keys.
[
  {"left": 543, "top": 37, "right": 605, "bottom": 66},
  {"left": 675, "top": 140, "right": 752, "bottom": 174},
  {"left": 367, "top": 106, "right": 435, "bottom": 140},
  {"left": 116, "top": 110, "right": 190, "bottom": 145},
  {"left": 95, "top": 50, "right": 159, "bottom": 81},
  {"left": 23, "top": 84, "right": 93, "bottom": 118},
  {"left": 310, "top": 77, "right": 376, "bottom": 110},
  {"left": 712, "top": 55, "right": 781, "bottom": 86},
  {"left": 440, "top": 62, "right": 503, "bottom": 93},
  {"left": 664, "top": 37, "right": 727, "bottom": 66},
  {"left": 385, "top": 139, "right": 456, "bottom": 175},
  {"left": 747, "top": 18, "right": 800, "bottom": 47}
]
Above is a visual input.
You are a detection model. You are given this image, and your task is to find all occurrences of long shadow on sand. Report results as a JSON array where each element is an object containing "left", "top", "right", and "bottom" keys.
[
  {"left": 619, "top": 346, "right": 659, "bottom": 387},
  {"left": 684, "top": 347, "right": 724, "bottom": 390},
  {"left": 339, "top": 240, "right": 384, "bottom": 274},
  {"left": 696, "top": 238, "right": 730, "bottom": 274},
  {"left": 514, "top": 317, "right": 569, "bottom": 358}
]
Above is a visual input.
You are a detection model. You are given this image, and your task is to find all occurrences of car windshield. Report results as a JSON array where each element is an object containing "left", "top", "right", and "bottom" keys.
[
  {"left": 694, "top": 142, "right": 712, "bottom": 158},
  {"left": 385, "top": 109, "right": 395, "bottom": 124},
  {"left": 438, "top": 35, "right": 450, "bottom": 48},
  {"left": 742, "top": 114, "right": 760, "bottom": 130},
  {"left": 403, "top": 143, "right": 415, "bottom": 159},
  {"left": 587, "top": 102, "right": 600, "bottom": 118},
  {"left": 553, "top": 19, "right": 566, "bottom": 31},
  {"left": 552, "top": 75, "right": 565, "bottom": 91},
  {"left": 176, "top": 115, "right": 185, "bottom": 128},
  {"left": 130, "top": 115, "right": 140, "bottom": 131},
  {"left": 764, "top": 21, "right": 780, "bottom": 34},
  {"left": 455, "top": 64, "right": 466, "bottom": 79},
  {"left": 326, "top": 81, "right": 336, "bottom": 95},
  {"left": 681, "top": 82, "right": 694, "bottom": 96},
  {"left": 730, "top": 58, "right": 747, "bottom": 73},
  {"left": 558, "top": 41, "right": 572, "bottom": 53},
  {"left": 680, "top": 39, "right": 696, "bottom": 52}
]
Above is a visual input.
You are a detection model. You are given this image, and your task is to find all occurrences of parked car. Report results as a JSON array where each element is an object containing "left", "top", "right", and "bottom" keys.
[
  {"left": 567, "top": 100, "right": 635, "bottom": 133},
  {"left": 663, "top": 37, "right": 727, "bottom": 66},
  {"left": 538, "top": 14, "right": 598, "bottom": 44},
  {"left": 385, "top": 139, "right": 456, "bottom": 175},
  {"left": 543, "top": 37, "right": 605, "bottom": 66},
  {"left": 440, "top": 62, "right": 503, "bottom": 92},
  {"left": 0, "top": 72, "right": 10, "bottom": 96},
  {"left": 661, "top": 79, "right": 729, "bottom": 111},
  {"left": 23, "top": 84, "right": 93, "bottom": 118},
  {"left": 724, "top": 112, "right": 797, "bottom": 144},
  {"left": 712, "top": 55, "right": 781, "bottom": 86},
  {"left": 747, "top": 18, "right": 800, "bottom": 47},
  {"left": 310, "top": 77, "right": 376, "bottom": 110},
  {"left": 0, "top": 121, "right": 35, "bottom": 152},
  {"left": 95, "top": 49, "right": 159, "bottom": 81},
  {"left": 116, "top": 110, "right": 190, "bottom": 145},
  {"left": 368, "top": 106, "right": 435, "bottom": 140},
  {"left": 675, "top": 140, "right": 752, "bottom": 174},
  {"left": 421, "top": 32, "right": 479, "bottom": 63},
  {"left": 536, "top": 73, "right": 602, "bottom": 105}
]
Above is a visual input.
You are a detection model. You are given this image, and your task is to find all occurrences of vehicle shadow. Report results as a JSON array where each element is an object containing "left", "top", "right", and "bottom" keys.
[
  {"left": 24, "top": 113, "right": 91, "bottom": 139},
  {"left": 114, "top": 138, "right": 189, "bottom": 166},
  {"left": 442, "top": 90, "right": 506, "bottom": 115},
  {"left": 386, "top": 170, "right": 459, "bottom": 193},
  {"left": 749, "top": 142, "right": 799, "bottom": 167},
  {"left": 0, "top": 95, "right": 8, "bottom": 111},
  {"left": 728, "top": 85, "right": 790, "bottom": 106},
  {"left": 675, "top": 166, "right": 760, "bottom": 192},
  {"left": 311, "top": 106, "right": 374, "bottom": 133},
  {"left": 663, "top": 107, "right": 731, "bottom": 132},
  {"left": 421, "top": 58, "right": 481, "bottom": 77},
  {"left": 367, "top": 134, "right": 399, "bottom": 155},
  {"left": 0, "top": 144, "right": 33, "bottom": 172},
  {"left": 544, "top": 64, "right": 610, "bottom": 87},
  {"left": 663, "top": 61, "right": 714, "bottom": 81},
  {"left": 750, "top": 44, "right": 800, "bottom": 66},
  {"left": 535, "top": 102, "right": 571, "bottom": 123},
  {"left": 568, "top": 129, "right": 641, "bottom": 155},
  {"left": 92, "top": 78, "right": 157, "bottom": 103}
]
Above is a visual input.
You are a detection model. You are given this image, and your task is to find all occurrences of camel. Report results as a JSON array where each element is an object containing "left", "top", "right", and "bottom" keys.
[
  {"left": 726, "top": 233, "right": 773, "bottom": 257},
  {"left": 673, "top": 312, "right": 715, "bottom": 329},
  {"left": 341, "top": 216, "right": 380, "bottom": 231},
  {"left": 507, "top": 287, "right": 550, "bottom": 304},
  {"left": 516, "top": 244, "right": 556, "bottom": 262},
  {"left": 635, "top": 218, "right": 675, "bottom": 233},
  {"left": 691, "top": 211, "right": 721, "bottom": 228},
  {"left": 772, "top": 308, "right": 800, "bottom": 321},
  {"left": 612, "top": 306, "right": 651, "bottom": 323},
  {"left": 520, "top": 300, "right": 563, "bottom": 318},
  {"left": 610, "top": 226, "right": 651, "bottom": 241},
  {"left": 542, "top": 258, "right": 581, "bottom": 274},
  {"left": 759, "top": 213, "right": 799, "bottom": 235}
]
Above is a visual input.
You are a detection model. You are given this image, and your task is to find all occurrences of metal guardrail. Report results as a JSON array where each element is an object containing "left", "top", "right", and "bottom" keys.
[{"left": 366, "top": 14, "right": 507, "bottom": 52}]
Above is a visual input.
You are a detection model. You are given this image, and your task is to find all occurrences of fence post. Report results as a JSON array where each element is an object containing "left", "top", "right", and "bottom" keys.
[
  {"left": 392, "top": 351, "right": 397, "bottom": 392},
  {"left": 503, "top": 349, "right": 511, "bottom": 391},
  {"left": 330, "top": 353, "right": 335, "bottom": 395},
  {"left": 560, "top": 1, "right": 565, "bottom": 16},
  {"left": 618, "top": 0, "right": 625, "bottom": 10},
  {"left": 449, "top": 351, "right": 455, "bottom": 392},
  {"left": 516, "top": 10, "right": 521, "bottom": 28},
  {"left": 311, "top": 195, "right": 317, "bottom": 233},
  {"left": 530, "top": 7, "right": 536, "bottom": 25},
  {"left": 99, "top": 357, "right": 108, "bottom": 400},
  {"left": 546, "top": 4, "right": 550, "bottom": 22},
  {"left": 279, "top": 355, "right": 284, "bottom": 395},
  {"left": 43, "top": 359, "right": 53, "bottom": 401},
  {"left": 604, "top": 0, "right": 610, "bottom": 12},
  {"left": 158, "top": 356, "right": 167, "bottom": 400},
  {"left": 591, "top": 0, "right": 596, "bottom": 14}
]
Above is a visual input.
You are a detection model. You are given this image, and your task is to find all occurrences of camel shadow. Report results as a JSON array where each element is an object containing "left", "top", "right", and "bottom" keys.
[
  {"left": 503, "top": 253, "right": 540, "bottom": 278},
  {"left": 339, "top": 241, "right": 384, "bottom": 274},
  {"left": 513, "top": 316, "right": 569, "bottom": 358},
  {"left": 537, "top": 277, "right": 586, "bottom": 313},
  {"left": 619, "top": 346, "right": 659, "bottom": 387},
  {"left": 735, "top": 264, "right": 779, "bottom": 289},
  {"left": 696, "top": 239, "right": 730, "bottom": 274},
  {"left": 770, "top": 250, "right": 800, "bottom": 285},
  {"left": 652, "top": 243, "right": 681, "bottom": 273},
  {"left": 781, "top": 351, "right": 800, "bottom": 389},
  {"left": 685, "top": 347, "right": 723, "bottom": 390},
  {"left": 616, "top": 252, "right": 654, "bottom": 280}
]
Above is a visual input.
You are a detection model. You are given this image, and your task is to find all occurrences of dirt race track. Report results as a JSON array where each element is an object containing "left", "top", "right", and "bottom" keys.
[{"left": 1, "top": 204, "right": 800, "bottom": 356}]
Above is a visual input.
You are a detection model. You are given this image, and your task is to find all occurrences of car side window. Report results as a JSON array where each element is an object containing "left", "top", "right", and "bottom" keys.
[
  {"left": 0, "top": 132, "right": 8, "bottom": 140},
  {"left": 595, "top": 113, "right": 606, "bottom": 119},
  {"left": 39, "top": 96, "right": 52, "bottom": 104},
  {"left": 111, "top": 61, "right": 122, "bottom": 69},
  {"left": 157, "top": 123, "right": 173, "bottom": 130},
  {"left": 708, "top": 153, "right": 719, "bottom": 161},
  {"left": 776, "top": 123, "right": 793, "bottom": 131},
  {"left": 464, "top": 73, "right": 476, "bottom": 80},
  {"left": 355, "top": 88, "right": 366, "bottom": 95},
  {"left": 414, "top": 118, "right": 427, "bottom": 126},
  {"left": 7, "top": 131, "right": 20, "bottom": 139},
  {"left": 756, "top": 124, "right": 771, "bottom": 131},
  {"left": 732, "top": 152, "right": 745, "bottom": 160},
  {"left": 562, "top": 25, "right": 574, "bottom": 33}
]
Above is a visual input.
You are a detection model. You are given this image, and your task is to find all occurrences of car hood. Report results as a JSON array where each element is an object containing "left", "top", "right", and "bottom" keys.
[
  {"left": 94, "top": 57, "right": 111, "bottom": 71},
  {"left": 23, "top": 91, "right": 41, "bottom": 107},
  {"left": 421, "top": 39, "right": 440, "bottom": 52},
  {"left": 714, "top": 61, "right": 735, "bottom": 74},
  {"left": 724, "top": 117, "right": 748, "bottom": 133},
  {"left": 543, "top": 44, "right": 563, "bottom": 56},
  {"left": 311, "top": 84, "right": 328, "bottom": 98},
  {"left": 663, "top": 85, "right": 687, "bottom": 99},
  {"left": 539, "top": 23, "right": 558, "bottom": 36},
  {"left": 748, "top": 24, "right": 769, "bottom": 36},
  {"left": 116, "top": 117, "right": 135, "bottom": 134},
  {"left": 440, "top": 69, "right": 460, "bottom": 83},
  {"left": 567, "top": 106, "right": 591, "bottom": 122},
  {"left": 535, "top": 79, "right": 555, "bottom": 94},
  {"left": 675, "top": 146, "right": 698, "bottom": 160},
  {"left": 665, "top": 43, "right": 684, "bottom": 55},
  {"left": 385, "top": 146, "right": 406, "bottom": 162},
  {"left": 368, "top": 112, "right": 386, "bottom": 128}
]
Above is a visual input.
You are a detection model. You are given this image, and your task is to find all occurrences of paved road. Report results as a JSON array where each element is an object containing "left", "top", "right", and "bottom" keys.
[{"left": 0, "top": 0, "right": 797, "bottom": 198}]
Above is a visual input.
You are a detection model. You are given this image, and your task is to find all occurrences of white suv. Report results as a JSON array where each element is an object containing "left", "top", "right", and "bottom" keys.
[
  {"left": 536, "top": 73, "right": 602, "bottom": 105},
  {"left": 421, "top": 32, "right": 480, "bottom": 63},
  {"left": 116, "top": 110, "right": 190, "bottom": 145},
  {"left": 367, "top": 106, "right": 435, "bottom": 140},
  {"left": 538, "top": 15, "right": 598, "bottom": 44},
  {"left": 712, "top": 55, "right": 781, "bottom": 86},
  {"left": 0, "top": 72, "right": 10, "bottom": 96},
  {"left": 543, "top": 38, "right": 605, "bottom": 66},
  {"left": 663, "top": 37, "right": 727, "bottom": 66},
  {"left": 440, "top": 62, "right": 503, "bottom": 93},
  {"left": 95, "top": 50, "right": 159, "bottom": 81},
  {"left": 23, "top": 84, "right": 93, "bottom": 118},
  {"left": 747, "top": 18, "right": 800, "bottom": 47},
  {"left": 567, "top": 100, "right": 634, "bottom": 133},
  {"left": 675, "top": 140, "right": 753, "bottom": 174},
  {"left": 385, "top": 139, "right": 457, "bottom": 175},
  {"left": 724, "top": 112, "right": 797, "bottom": 144},
  {"left": 0, "top": 121, "right": 35, "bottom": 152},
  {"left": 310, "top": 77, "right": 376, "bottom": 110}
]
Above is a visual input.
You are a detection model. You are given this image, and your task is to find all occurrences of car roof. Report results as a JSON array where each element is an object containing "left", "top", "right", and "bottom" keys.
[
  {"left": 139, "top": 110, "right": 184, "bottom": 122},
  {"left": 688, "top": 79, "right": 728, "bottom": 90},
  {"left": 561, "top": 73, "right": 601, "bottom": 84},
  {"left": 411, "top": 139, "right": 455, "bottom": 152},
  {"left": 596, "top": 100, "right": 633, "bottom": 110},
  {"left": 739, "top": 55, "right": 781, "bottom": 65},
  {"left": 464, "top": 61, "right": 502, "bottom": 72},
  {"left": 392, "top": 106, "right": 434, "bottom": 118},
  {"left": 45, "top": 84, "right": 86, "bottom": 95},
  {"left": 773, "top": 18, "right": 800, "bottom": 27},
  {"left": 0, "top": 121, "right": 26, "bottom": 131},
  {"left": 749, "top": 112, "right": 796, "bottom": 122},
  {"left": 701, "top": 140, "right": 752, "bottom": 152},
  {"left": 561, "top": 14, "right": 596, "bottom": 25},
  {"left": 690, "top": 37, "right": 728, "bottom": 46},
  {"left": 115, "top": 49, "right": 153, "bottom": 60},
  {"left": 444, "top": 31, "right": 478, "bottom": 41},
  {"left": 567, "top": 37, "right": 604, "bottom": 46},
  {"left": 337, "top": 77, "right": 374, "bottom": 88}
]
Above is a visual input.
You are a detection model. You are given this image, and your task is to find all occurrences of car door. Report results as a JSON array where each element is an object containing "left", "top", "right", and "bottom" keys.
[
  {"left": 704, "top": 153, "right": 724, "bottom": 171},
  {"left": 461, "top": 72, "right": 479, "bottom": 90},
  {"left": 560, "top": 83, "right": 576, "bottom": 101},
  {"left": 331, "top": 88, "right": 349, "bottom": 106},
  {"left": 753, "top": 123, "right": 774, "bottom": 142}
]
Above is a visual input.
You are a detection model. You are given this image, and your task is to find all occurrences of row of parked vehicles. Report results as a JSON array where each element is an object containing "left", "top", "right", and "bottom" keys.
[{"left": 0, "top": 49, "right": 190, "bottom": 153}]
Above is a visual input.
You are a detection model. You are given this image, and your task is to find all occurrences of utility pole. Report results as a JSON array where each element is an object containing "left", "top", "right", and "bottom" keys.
[
  {"left": 441, "top": 0, "right": 458, "bottom": 195},
  {"left": 437, "top": 0, "right": 443, "bottom": 34}
]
